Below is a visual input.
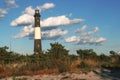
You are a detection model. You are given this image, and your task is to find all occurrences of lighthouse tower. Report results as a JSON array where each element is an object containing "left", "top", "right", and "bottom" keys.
[{"left": 34, "top": 9, "right": 42, "bottom": 54}]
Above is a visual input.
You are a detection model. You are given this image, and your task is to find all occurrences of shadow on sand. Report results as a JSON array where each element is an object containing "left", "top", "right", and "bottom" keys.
[{"left": 94, "top": 67, "right": 120, "bottom": 80}]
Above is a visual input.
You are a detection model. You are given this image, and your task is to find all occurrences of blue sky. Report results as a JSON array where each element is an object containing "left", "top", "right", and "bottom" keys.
[{"left": 0, "top": 0, "right": 120, "bottom": 54}]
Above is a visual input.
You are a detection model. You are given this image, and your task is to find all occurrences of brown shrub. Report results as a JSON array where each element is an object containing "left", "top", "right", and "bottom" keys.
[
  {"left": 0, "top": 71, "right": 12, "bottom": 78},
  {"left": 84, "top": 59, "right": 98, "bottom": 67},
  {"left": 22, "top": 69, "right": 32, "bottom": 75},
  {"left": 0, "top": 66, "right": 5, "bottom": 72},
  {"left": 33, "top": 69, "right": 59, "bottom": 75}
]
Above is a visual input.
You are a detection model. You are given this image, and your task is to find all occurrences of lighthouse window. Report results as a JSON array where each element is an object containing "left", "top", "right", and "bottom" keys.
[{"left": 36, "top": 10, "right": 39, "bottom": 13}]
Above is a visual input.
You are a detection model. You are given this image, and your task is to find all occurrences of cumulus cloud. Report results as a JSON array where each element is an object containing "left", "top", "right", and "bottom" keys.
[
  {"left": 10, "top": 6, "right": 34, "bottom": 26},
  {"left": 42, "top": 29, "right": 68, "bottom": 40},
  {"left": 87, "top": 27, "right": 99, "bottom": 35},
  {"left": 0, "top": 0, "right": 18, "bottom": 19},
  {"left": 10, "top": 2, "right": 106, "bottom": 46},
  {"left": 13, "top": 25, "right": 34, "bottom": 39},
  {"left": 10, "top": 2, "right": 83, "bottom": 27},
  {"left": 65, "top": 36, "right": 80, "bottom": 43},
  {"left": 11, "top": 14, "right": 83, "bottom": 28},
  {"left": 11, "top": 2, "right": 84, "bottom": 40},
  {"left": 79, "top": 27, "right": 99, "bottom": 37},
  {"left": 10, "top": 14, "right": 34, "bottom": 26},
  {"left": 23, "top": 6, "right": 35, "bottom": 16},
  {"left": 13, "top": 26, "right": 68, "bottom": 40},
  {"left": 37, "top": 3, "right": 55, "bottom": 11},
  {"left": 10, "top": 3, "right": 84, "bottom": 39},
  {"left": 75, "top": 25, "right": 99, "bottom": 35},
  {"left": 5, "top": 0, "right": 18, "bottom": 8},
  {"left": 0, "top": 8, "right": 7, "bottom": 19},
  {"left": 11, "top": 14, "right": 83, "bottom": 39},
  {"left": 10, "top": 3, "right": 55, "bottom": 27},
  {"left": 67, "top": 13, "right": 72, "bottom": 17},
  {"left": 75, "top": 25, "right": 87, "bottom": 33},
  {"left": 65, "top": 26, "right": 106, "bottom": 45},
  {"left": 65, "top": 35, "right": 106, "bottom": 45},
  {"left": 77, "top": 36, "right": 106, "bottom": 45},
  {"left": 41, "top": 15, "right": 84, "bottom": 28}
]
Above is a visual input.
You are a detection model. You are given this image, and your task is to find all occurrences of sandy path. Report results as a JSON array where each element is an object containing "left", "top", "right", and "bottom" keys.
[{"left": 1, "top": 70, "right": 120, "bottom": 80}]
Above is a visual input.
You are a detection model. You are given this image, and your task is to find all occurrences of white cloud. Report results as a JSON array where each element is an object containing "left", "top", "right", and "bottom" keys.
[
  {"left": 5, "top": 0, "right": 18, "bottom": 8},
  {"left": 41, "top": 15, "right": 84, "bottom": 28},
  {"left": 88, "top": 27, "right": 99, "bottom": 35},
  {"left": 75, "top": 25, "right": 87, "bottom": 33},
  {"left": 11, "top": 3, "right": 84, "bottom": 40},
  {"left": 65, "top": 26, "right": 106, "bottom": 45},
  {"left": 11, "top": 14, "right": 83, "bottom": 38},
  {"left": 13, "top": 26, "right": 68, "bottom": 40},
  {"left": 75, "top": 26, "right": 99, "bottom": 35},
  {"left": 10, "top": 3, "right": 55, "bottom": 27},
  {"left": 78, "top": 36, "right": 106, "bottom": 45},
  {"left": 0, "top": 0, "right": 18, "bottom": 19},
  {"left": 23, "top": 6, "right": 35, "bottom": 16},
  {"left": 65, "top": 36, "right": 80, "bottom": 43},
  {"left": 37, "top": 3, "right": 55, "bottom": 11},
  {"left": 0, "top": 8, "right": 7, "bottom": 19},
  {"left": 10, "top": 2, "right": 83, "bottom": 27},
  {"left": 13, "top": 25, "right": 34, "bottom": 39},
  {"left": 10, "top": 14, "right": 34, "bottom": 26},
  {"left": 95, "top": 37, "right": 106, "bottom": 43},
  {"left": 67, "top": 13, "right": 72, "bottom": 17},
  {"left": 11, "top": 13, "right": 84, "bottom": 39},
  {"left": 65, "top": 36, "right": 106, "bottom": 45},
  {"left": 10, "top": 6, "right": 35, "bottom": 26},
  {"left": 80, "top": 27, "right": 99, "bottom": 37},
  {"left": 42, "top": 29, "right": 68, "bottom": 40}
]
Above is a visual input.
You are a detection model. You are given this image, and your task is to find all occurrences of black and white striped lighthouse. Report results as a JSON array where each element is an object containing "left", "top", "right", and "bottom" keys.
[{"left": 34, "top": 9, "right": 42, "bottom": 54}]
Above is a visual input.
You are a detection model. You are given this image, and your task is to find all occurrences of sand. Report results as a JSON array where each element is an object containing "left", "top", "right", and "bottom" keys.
[{"left": 1, "top": 69, "right": 120, "bottom": 80}]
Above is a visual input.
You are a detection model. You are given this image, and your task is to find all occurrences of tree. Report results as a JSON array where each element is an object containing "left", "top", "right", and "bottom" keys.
[
  {"left": 110, "top": 50, "right": 117, "bottom": 56},
  {"left": 76, "top": 49, "right": 97, "bottom": 60},
  {"left": 69, "top": 54, "right": 78, "bottom": 61},
  {"left": 46, "top": 42, "right": 69, "bottom": 59},
  {"left": 109, "top": 50, "right": 120, "bottom": 65},
  {"left": 98, "top": 54, "right": 110, "bottom": 62},
  {"left": 46, "top": 42, "right": 69, "bottom": 72},
  {"left": 0, "top": 46, "right": 8, "bottom": 54}
]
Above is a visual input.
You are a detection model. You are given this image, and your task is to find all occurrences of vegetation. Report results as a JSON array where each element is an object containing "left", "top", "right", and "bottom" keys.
[{"left": 0, "top": 42, "right": 120, "bottom": 78}]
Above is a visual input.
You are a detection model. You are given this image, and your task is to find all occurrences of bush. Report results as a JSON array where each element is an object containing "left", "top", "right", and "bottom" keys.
[
  {"left": 12, "top": 77, "right": 27, "bottom": 80},
  {"left": 58, "top": 64, "right": 68, "bottom": 73},
  {"left": 0, "top": 66, "right": 4, "bottom": 72},
  {"left": 33, "top": 69, "right": 58, "bottom": 75},
  {"left": 78, "top": 61, "right": 90, "bottom": 68},
  {"left": 0, "top": 71, "right": 12, "bottom": 79}
]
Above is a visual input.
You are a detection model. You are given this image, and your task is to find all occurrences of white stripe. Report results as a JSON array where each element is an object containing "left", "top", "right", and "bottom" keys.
[{"left": 34, "top": 27, "right": 41, "bottom": 39}]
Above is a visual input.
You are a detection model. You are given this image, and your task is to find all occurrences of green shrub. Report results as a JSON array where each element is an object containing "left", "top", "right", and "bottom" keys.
[
  {"left": 12, "top": 76, "right": 27, "bottom": 80},
  {"left": 78, "top": 61, "right": 90, "bottom": 68}
]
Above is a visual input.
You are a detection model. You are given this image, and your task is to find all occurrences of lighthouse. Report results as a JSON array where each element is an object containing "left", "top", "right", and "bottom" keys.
[{"left": 34, "top": 9, "right": 42, "bottom": 54}]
